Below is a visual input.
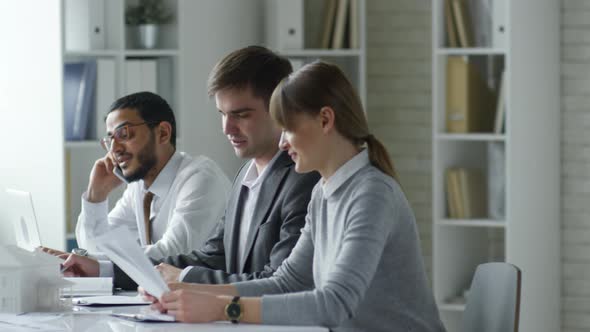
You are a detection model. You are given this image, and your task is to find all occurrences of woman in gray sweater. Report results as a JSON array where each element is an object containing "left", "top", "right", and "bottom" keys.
[{"left": 148, "top": 61, "right": 445, "bottom": 332}]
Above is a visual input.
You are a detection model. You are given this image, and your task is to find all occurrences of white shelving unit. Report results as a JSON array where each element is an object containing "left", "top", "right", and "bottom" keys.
[
  {"left": 431, "top": 1, "right": 560, "bottom": 332},
  {"left": 265, "top": 0, "right": 366, "bottom": 106}
]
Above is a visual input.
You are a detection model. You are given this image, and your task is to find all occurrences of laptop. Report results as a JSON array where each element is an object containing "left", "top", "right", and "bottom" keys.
[{"left": 5, "top": 189, "right": 43, "bottom": 251}]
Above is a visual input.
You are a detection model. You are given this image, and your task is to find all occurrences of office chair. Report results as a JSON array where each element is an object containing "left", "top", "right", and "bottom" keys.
[{"left": 461, "top": 262, "right": 522, "bottom": 332}]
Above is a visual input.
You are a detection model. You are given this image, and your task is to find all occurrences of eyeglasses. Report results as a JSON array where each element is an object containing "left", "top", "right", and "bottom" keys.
[{"left": 100, "top": 122, "right": 158, "bottom": 151}]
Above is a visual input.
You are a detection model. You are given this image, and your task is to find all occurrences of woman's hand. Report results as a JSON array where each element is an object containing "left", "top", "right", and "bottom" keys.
[{"left": 160, "top": 289, "right": 227, "bottom": 323}]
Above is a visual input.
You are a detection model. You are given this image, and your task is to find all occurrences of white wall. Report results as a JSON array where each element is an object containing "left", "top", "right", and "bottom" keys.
[
  {"left": 178, "top": 0, "right": 264, "bottom": 178},
  {"left": 0, "top": 1, "right": 65, "bottom": 249}
]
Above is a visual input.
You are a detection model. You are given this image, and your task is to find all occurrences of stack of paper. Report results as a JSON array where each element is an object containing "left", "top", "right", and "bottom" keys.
[{"left": 62, "top": 277, "right": 113, "bottom": 297}]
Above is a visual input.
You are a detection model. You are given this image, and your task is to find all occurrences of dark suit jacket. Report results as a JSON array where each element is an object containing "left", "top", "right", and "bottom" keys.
[{"left": 114, "top": 151, "right": 320, "bottom": 288}]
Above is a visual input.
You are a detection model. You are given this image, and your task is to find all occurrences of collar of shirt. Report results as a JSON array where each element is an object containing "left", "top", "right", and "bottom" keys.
[
  {"left": 141, "top": 150, "right": 183, "bottom": 199},
  {"left": 241, "top": 150, "right": 283, "bottom": 190},
  {"left": 322, "top": 149, "right": 370, "bottom": 199}
]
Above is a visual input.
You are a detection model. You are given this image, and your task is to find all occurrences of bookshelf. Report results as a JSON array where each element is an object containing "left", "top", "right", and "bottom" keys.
[
  {"left": 264, "top": 0, "right": 366, "bottom": 106},
  {"left": 431, "top": 1, "right": 560, "bottom": 332}
]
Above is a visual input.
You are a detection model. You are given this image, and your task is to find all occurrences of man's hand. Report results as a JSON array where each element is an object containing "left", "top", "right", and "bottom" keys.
[
  {"left": 40, "top": 246, "right": 67, "bottom": 256},
  {"left": 86, "top": 153, "right": 123, "bottom": 203},
  {"left": 155, "top": 263, "right": 183, "bottom": 283},
  {"left": 59, "top": 254, "right": 100, "bottom": 277}
]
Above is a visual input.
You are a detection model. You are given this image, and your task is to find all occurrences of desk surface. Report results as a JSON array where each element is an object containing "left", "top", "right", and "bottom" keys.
[{"left": 14, "top": 305, "right": 328, "bottom": 332}]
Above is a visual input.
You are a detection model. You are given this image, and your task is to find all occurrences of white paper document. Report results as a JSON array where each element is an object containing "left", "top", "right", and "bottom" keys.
[
  {"left": 0, "top": 313, "right": 65, "bottom": 331},
  {"left": 94, "top": 226, "right": 169, "bottom": 298},
  {"left": 72, "top": 295, "right": 150, "bottom": 306},
  {"left": 111, "top": 310, "right": 175, "bottom": 322},
  {"left": 63, "top": 277, "right": 113, "bottom": 296}
]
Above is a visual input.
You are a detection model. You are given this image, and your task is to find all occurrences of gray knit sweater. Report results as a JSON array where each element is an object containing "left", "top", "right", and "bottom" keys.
[{"left": 234, "top": 150, "right": 445, "bottom": 332}]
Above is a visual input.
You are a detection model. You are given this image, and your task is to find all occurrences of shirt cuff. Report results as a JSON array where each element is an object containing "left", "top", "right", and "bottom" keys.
[
  {"left": 81, "top": 191, "right": 109, "bottom": 221},
  {"left": 178, "top": 266, "right": 193, "bottom": 282},
  {"left": 98, "top": 260, "right": 114, "bottom": 278}
]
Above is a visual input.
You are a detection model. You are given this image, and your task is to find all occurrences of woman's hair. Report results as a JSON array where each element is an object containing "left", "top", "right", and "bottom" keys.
[{"left": 270, "top": 61, "right": 399, "bottom": 181}]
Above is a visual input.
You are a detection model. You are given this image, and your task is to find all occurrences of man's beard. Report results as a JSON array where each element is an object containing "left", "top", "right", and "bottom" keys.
[{"left": 123, "top": 133, "right": 157, "bottom": 183}]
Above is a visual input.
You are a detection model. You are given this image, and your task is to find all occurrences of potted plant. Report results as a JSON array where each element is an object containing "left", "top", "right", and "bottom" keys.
[{"left": 125, "top": 0, "right": 173, "bottom": 49}]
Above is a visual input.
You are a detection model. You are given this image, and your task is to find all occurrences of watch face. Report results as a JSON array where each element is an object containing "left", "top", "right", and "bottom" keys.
[{"left": 226, "top": 303, "right": 241, "bottom": 319}]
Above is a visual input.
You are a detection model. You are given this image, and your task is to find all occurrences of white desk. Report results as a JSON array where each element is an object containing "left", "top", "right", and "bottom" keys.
[{"left": 11, "top": 305, "right": 328, "bottom": 332}]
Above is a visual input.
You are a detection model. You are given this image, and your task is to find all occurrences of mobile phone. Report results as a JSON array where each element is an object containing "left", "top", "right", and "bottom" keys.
[{"left": 113, "top": 166, "right": 129, "bottom": 184}]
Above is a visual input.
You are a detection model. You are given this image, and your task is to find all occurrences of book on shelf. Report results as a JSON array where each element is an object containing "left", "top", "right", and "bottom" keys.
[
  {"left": 64, "top": 61, "right": 97, "bottom": 141},
  {"left": 64, "top": 0, "right": 105, "bottom": 51},
  {"left": 487, "top": 142, "right": 505, "bottom": 220},
  {"left": 331, "top": 0, "right": 350, "bottom": 49},
  {"left": 493, "top": 70, "right": 506, "bottom": 134},
  {"left": 445, "top": 167, "right": 487, "bottom": 219},
  {"left": 451, "top": 0, "right": 474, "bottom": 47},
  {"left": 445, "top": 56, "right": 495, "bottom": 133},
  {"left": 446, "top": 168, "right": 461, "bottom": 218},
  {"left": 320, "top": 0, "right": 338, "bottom": 48},
  {"left": 444, "top": 0, "right": 459, "bottom": 48},
  {"left": 348, "top": 0, "right": 359, "bottom": 49},
  {"left": 467, "top": 0, "right": 492, "bottom": 47},
  {"left": 458, "top": 168, "right": 487, "bottom": 218}
]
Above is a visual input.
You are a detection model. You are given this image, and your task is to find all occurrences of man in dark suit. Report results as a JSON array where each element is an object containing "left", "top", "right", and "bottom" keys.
[{"left": 61, "top": 46, "right": 320, "bottom": 288}]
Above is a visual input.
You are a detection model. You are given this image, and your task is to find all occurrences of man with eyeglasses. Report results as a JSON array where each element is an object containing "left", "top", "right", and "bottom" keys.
[{"left": 47, "top": 92, "right": 231, "bottom": 272}]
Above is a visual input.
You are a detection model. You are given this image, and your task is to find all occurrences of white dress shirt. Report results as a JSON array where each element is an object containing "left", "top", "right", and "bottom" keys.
[
  {"left": 75, "top": 151, "right": 231, "bottom": 267},
  {"left": 178, "top": 151, "right": 282, "bottom": 282}
]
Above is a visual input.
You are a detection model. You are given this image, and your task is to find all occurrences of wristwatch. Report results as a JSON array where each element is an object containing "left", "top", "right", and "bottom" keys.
[
  {"left": 71, "top": 248, "right": 88, "bottom": 256},
  {"left": 224, "top": 296, "right": 242, "bottom": 324}
]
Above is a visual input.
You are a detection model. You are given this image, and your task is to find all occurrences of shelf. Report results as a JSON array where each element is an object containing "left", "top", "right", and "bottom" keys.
[
  {"left": 438, "top": 303, "right": 466, "bottom": 312},
  {"left": 435, "top": 133, "right": 506, "bottom": 142},
  {"left": 64, "top": 50, "right": 121, "bottom": 57},
  {"left": 437, "top": 219, "right": 506, "bottom": 228},
  {"left": 124, "top": 49, "right": 179, "bottom": 57},
  {"left": 435, "top": 48, "right": 506, "bottom": 56},
  {"left": 65, "top": 140, "right": 100, "bottom": 149},
  {"left": 279, "top": 49, "right": 362, "bottom": 57}
]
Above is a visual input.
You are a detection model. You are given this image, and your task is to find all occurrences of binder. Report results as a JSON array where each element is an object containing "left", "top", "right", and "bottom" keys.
[
  {"left": 125, "top": 60, "right": 142, "bottom": 95},
  {"left": 445, "top": 56, "right": 495, "bottom": 133},
  {"left": 264, "top": 0, "right": 303, "bottom": 50},
  {"left": 94, "top": 59, "right": 116, "bottom": 139},
  {"left": 64, "top": 0, "right": 105, "bottom": 51},
  {"left": 492, "top": 0, "right": 506, "bottom": 48},
  {"left": 141, "top": 60, "right": 158, "bottom": 93},
  {"left": 64, "top": 61, "right": 97, "bottom": 141}
]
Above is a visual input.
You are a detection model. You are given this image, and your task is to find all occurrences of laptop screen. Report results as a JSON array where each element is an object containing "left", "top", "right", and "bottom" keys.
[{"left": 5, "top": 189, "right": 42, "bottom": 251}]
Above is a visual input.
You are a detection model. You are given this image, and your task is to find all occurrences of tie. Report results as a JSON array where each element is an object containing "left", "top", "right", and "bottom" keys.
[{"left": 143, "top": 191, "right": 154, "bottom": 245}]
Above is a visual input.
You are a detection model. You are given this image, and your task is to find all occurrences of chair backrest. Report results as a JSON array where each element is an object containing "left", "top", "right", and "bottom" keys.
[{"left": 461, "top": 262, "right": 522, "bottom": 332}]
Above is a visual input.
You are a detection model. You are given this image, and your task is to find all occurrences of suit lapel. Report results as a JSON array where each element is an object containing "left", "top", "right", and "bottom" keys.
[
  {"left": 238, "top": 151, "right": 292, "bottom": 272},
  {"left": 225, "top": 162, "right": 250, "bottom": 273}
]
